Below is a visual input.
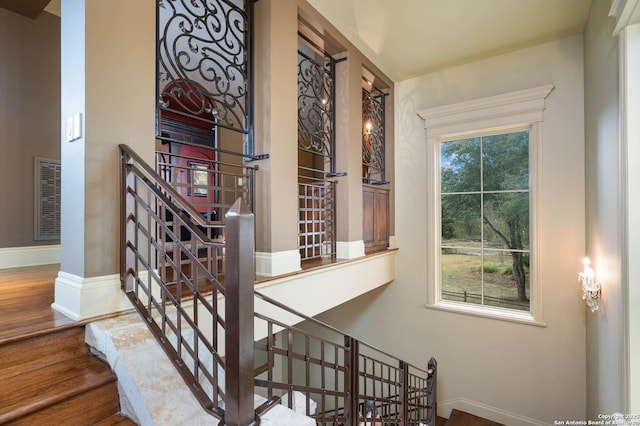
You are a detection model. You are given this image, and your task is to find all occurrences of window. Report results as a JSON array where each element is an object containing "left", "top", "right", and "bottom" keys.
[
  {"left": 418, "top": 85, "right": 553, "bottom": 325},
  {"left": 440, "top": 130, "right": 530, "bottom": 311}
]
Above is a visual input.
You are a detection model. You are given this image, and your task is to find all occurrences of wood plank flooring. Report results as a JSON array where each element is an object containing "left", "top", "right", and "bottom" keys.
[
  {"left": 0, "top": 264, "right": 75, "bottom": 343},
  {"left": 446, "top": 409, "right": 505, "bottom": 426},
  {"left": 0, "top": 264, "right": 136, "bottom": 425}
]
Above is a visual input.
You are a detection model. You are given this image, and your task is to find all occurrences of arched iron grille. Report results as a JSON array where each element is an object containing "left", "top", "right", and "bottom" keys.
[
  {"left": 362, "top": 86, "right": 387, "bottom": 184},
  {"left": 297, "top": 36, "right": 336, "bottom": 176},
  {"left": 157, "top": 0, "right": 255, "bottom": 157}
]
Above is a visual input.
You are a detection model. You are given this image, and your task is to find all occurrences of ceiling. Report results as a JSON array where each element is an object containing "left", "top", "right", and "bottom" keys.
[
  {"left": 0, "top": 0, "right": 59, "bottom": 18},
  {"left": 307, "top": 0, "right": 594, "bottom": 81},
  {"left": 3, "top": 0, "right": 594, "bottom": 82},
  {"left": 0, "top": 0, "right": 51, "bottom": 19}
]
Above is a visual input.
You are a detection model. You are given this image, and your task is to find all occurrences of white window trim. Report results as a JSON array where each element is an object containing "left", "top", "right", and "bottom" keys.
[{"left": 417, "top": 85, "right": 554, "bottom": 326}]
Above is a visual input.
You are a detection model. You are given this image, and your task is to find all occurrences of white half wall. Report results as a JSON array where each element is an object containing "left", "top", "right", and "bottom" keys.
[{"left": 255, "top": 250, "right": 395, "bottom": 322}]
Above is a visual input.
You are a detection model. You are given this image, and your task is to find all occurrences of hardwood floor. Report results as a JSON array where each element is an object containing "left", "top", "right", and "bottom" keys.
[
  {"left": 0, "top": 264, "right": 136, "bottom": 425},
  {"left": 445, "top": 409, "right": 505, "bottom": 426},
  {"left": 0, "top": 264, "right": 75, "bottom": 343}
]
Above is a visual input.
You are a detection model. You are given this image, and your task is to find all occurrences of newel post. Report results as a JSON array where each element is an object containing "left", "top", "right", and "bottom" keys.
[
  {"left": 224, "top": 199, "right": 256, "bottom": 426},
  {"left": 345, "top": 336, "right": 360, "bottom": 426},
  {"left": 427, "top": 357, "right": 438, "bottom": 426}
]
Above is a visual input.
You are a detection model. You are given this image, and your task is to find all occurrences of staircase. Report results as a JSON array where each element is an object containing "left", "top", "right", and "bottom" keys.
[
  {"left": 120, "top": 144, "right": 437, "bottom": 425},
  {"left": 0, "top": 324, "right": 135, "bottom": 425}
]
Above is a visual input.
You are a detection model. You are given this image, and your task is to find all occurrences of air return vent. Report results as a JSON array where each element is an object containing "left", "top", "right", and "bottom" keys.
[{"left": 34, "top": 157, "right": 61, "bottom": 240}]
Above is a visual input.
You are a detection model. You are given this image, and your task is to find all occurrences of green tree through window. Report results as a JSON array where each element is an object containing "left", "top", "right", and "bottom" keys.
[{"left": 440, "top": 131, "right": 530, "bottom": 311}]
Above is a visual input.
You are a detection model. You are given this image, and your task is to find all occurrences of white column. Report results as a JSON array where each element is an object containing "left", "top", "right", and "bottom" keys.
[{"left": 54, "top": 0, "right": 155, "bottom": 319}]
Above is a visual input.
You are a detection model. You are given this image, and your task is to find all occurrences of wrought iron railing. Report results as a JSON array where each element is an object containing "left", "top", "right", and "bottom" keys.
[
  {"left": 298, "top": 180, "right": 336, "bottom": 260},
  {"left": 121, "top": 144, "right": 436, "bottom": 425},
  {"left": 155, "top": 150, "right": 256, "bottom": 237},
  {"left": 121, "top": 144, "right": 230, "bottom": 419},
  {"left": 253, "top": 291, "right": 437, "bottom": 425},
  {"left": 297, "top": 33, "right": 345, "bottom": 261},
  {"left": 155, "top": 149, "right": 256, "bottom": 277}
]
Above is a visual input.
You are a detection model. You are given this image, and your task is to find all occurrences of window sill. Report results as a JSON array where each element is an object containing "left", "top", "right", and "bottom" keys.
[{"left": 424, "top": 300, "right": 547, "bottom": 327}]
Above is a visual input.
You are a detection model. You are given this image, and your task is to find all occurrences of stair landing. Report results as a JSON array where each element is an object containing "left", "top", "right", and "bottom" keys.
[{"left": 446, "top": 409, "right": 505, "bottom": 426}]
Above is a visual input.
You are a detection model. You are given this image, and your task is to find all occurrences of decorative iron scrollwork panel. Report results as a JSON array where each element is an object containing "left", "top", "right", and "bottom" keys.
[
  {"left": 158, "top": 0, "right": 249, "bottom": 135},
  {"left": 297, "top": 50, "right": 334, "bottom": 159},
  {"left": 362, "top": 88, "right": 386, "bottom": 184}
]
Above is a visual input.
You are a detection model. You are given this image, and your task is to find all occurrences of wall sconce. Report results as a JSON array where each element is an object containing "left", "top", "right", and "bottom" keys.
[
  {"left": 578, "top": 257, "right": 601, "bottom": 312},
  {"left": 364, "top": 120, "right": 373, "bottom": 135}
]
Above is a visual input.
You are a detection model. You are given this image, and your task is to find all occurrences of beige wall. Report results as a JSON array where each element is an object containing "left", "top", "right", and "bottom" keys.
[
  {"left": 252, "top": 0, "right": 395, "bottom": 259},
  {"left": 583, "top": 0, "right": 623, "bottom": 416},
  {"left": 55, "top": 0, "right": 392, "bottom": 277},
  {"left": 47, "top": 0, "right": 640, "bottom": 418},
  {"left": 253, "top": 0, "right": 300, "bottom": 254},
  {"left": 318, "top": 35, "right": 587, "bottom": 423},
  {"left": 583, "top": 0, "right": 639, "bottom": 416},
  {"left": 60, "top": 0, "right": 155, "bottom": 277},
  {"left": 625, "top": 23, "right": 640, "bottom": 415},
  {"left": 0, "top": 9, "right": 60, "bottom": 248},
  {"left": 43, "top": 0, "right": 637, "bottom": 415}
]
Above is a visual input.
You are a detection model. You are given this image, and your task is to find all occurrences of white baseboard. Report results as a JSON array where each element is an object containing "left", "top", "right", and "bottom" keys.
[
  {"left": 438, "top": 398, "right": 546, "bottom": 426},
  {"left": 52, "top": 271, "right": 132, "bottom": 320},
  {"left": 255, "top": 250, "right": 301, "bottom": 277},
  {"left": 388, "top": 235, "right": 398, "bottom": 249},
  {"left": 0, "top": 245, "right": 61, "bottom": 269},
  {"left": 336, "top": 240, "right": 366, "bottom": 259}
]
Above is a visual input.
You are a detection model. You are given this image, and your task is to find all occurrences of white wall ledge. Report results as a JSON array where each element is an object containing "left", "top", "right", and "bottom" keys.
[{"left": 255, "top": 250, "right": 397, "bottom": 319}]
